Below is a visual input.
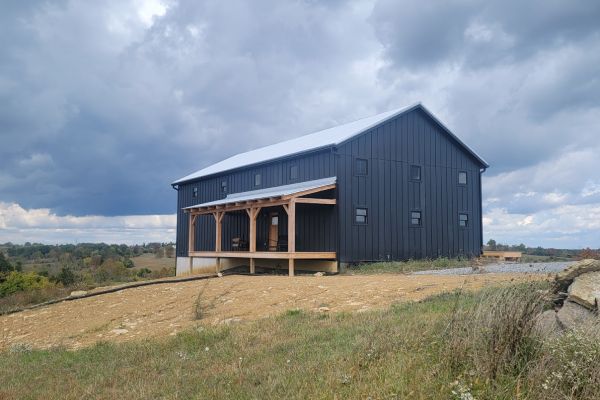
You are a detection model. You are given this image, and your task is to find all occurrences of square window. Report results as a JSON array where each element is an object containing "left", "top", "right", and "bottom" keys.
[
  {"left": 410, "top": 165, "right": 421, "bottom": 181},
  {"left": 355, "top": 158, "right": 368, "bottom": 175},
  {"left": 221, "top": 181, "right": 227, "bottom": 193},
  {"left": 411, "top": 211, "right": 422, "bottom": 226},
  {"left": 289, "top": 165, "right": 298, "bottom": 180},
  {"left": 254, "top": 173, "right": 261, "bottom": 186},
  {"left": 458, "top": 171, "right": 467, "bottom": 185},
  {"left": 459, "top": 213, "right": 469, "bottom": 227},
  {"left": 192, "top": 187, "right": 198, "bottom": 198},
  {"left": 355, "top": 207, "right": 368, "bottom": 224}
]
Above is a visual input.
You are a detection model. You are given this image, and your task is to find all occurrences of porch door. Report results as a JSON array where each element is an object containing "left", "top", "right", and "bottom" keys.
[{"left": 268, "top": 212, "right": 279, "bottom": 251}]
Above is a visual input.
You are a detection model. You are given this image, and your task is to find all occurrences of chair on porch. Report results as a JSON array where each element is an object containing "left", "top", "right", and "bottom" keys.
[{"left": 231, "top": 237, "right": 248, "bottom": 251}]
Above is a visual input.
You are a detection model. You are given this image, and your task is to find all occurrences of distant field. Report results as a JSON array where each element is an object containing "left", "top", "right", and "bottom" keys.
[{"left": 132, "top": 253, "right": 176, "bottom": 271}]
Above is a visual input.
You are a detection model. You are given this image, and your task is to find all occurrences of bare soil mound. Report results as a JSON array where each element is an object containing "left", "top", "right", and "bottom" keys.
[{"left": 1, "top": 273, "right": 544, "bottom": 350}]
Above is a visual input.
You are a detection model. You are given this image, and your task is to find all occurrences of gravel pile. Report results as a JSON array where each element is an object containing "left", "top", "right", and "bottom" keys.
[{"left": 413, "top": 261, "right": 576, "bottom": 276}]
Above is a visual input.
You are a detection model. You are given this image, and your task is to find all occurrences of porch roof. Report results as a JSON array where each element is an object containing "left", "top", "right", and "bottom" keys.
[{"left": 183, "top": 176, "right": 336, "bottom": 211}]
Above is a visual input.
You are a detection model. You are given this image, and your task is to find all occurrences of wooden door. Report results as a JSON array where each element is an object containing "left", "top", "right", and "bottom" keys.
[{"left": 268, "top": 212, "right": 279, "bottom": 251}]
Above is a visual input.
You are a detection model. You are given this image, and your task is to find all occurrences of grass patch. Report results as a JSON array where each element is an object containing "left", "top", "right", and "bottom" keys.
[
  {"left": 2, "top": 281, "right": 598, "bottom": 399},
  {"left": 347, "top": 257, "right": 474, "bottom": 274}
]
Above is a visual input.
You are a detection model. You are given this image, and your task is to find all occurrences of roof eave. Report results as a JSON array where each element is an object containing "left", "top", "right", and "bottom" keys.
[{"left": 172, "top": 144, "right": 337, "bottom": 185}]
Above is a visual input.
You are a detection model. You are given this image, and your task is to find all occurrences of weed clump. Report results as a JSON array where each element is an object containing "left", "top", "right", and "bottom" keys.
[{"left": 446, "top": 283, "right": 547, "bottom": 379}]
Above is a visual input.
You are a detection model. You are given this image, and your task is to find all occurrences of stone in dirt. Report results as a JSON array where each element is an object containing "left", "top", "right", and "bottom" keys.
[
  {"left": 221, "top": 317, "right": 242, "bottom": 325},
  {"left": 70, "top": 290, "right": 87, "bottom": 297},
  {"left": 554, "top": 259, "right": 600, "bottom": 293},
  {"left": 314, "top": 272, "right": 324, "bottom": 277},
  {"left": 568, "top": 271, "right": 600, "bottom": 310},
  {"left": 556, "top": 300, "right": 595, "bottom": 330},
  {"left": 533, "top": 310, "right": 561, "bottom": 337}
]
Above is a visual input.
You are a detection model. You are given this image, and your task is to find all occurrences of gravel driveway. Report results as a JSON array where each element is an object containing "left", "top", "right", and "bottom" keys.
[{"left": 412, "top": 261, "right": 576, "bottom": 276}]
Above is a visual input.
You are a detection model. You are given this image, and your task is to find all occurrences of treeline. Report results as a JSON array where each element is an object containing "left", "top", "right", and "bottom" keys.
[
  {"left": 0, "top": 243, "right": 176, "bottom": 310},
  {"left": 485, "top": 239, "right": 599, "bottom": 259},
  {"left": 1, "top": 242, "right": 175, "bottom": 262}
]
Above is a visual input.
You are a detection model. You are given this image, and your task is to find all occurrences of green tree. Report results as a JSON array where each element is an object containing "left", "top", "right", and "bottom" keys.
[
  {"left": 55, "top": 266, "right": 76, "bottom": 286},
  {"left": 486, "top": 239, "right": 497, "bottom": 250},
  {"left": 0, "top": 271, "right": 51, "bottom": 298},
  {"left": 0, "top": 252, "right": 13, "bottom": 273}
]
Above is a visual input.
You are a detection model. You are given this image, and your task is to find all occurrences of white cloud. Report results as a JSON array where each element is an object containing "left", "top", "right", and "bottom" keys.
[
  {"left": 484, "top": 204, "right": 600, "bottom": 248},
  {"left": 0, "top": 202, "right": 175, "bottom": 244}
]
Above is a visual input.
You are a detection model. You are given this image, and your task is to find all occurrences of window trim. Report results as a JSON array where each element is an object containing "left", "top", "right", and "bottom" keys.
[
  {"left": 355, "top": 158, "right": 368, "bottom": 176},
  {"left": 458, "top": 212, "right": 469, "bottom": 228},
  {"left": 254, "top": 173, "right": 262, "bottom": 187},
  {"left": 354, "top": 206, "right": 368, "bottom": 225},
  {"left": 458, "top": 171, "right": 468, "bottom": 186},
  {"left": 410, "top": 209, "right": 422, "bottom": 227},
  {"left": 410, "top": 164, "right": 422, "bottom": 182},
  {"left": 221, "top": 180, "right": 227, "bottom": 193},
  {"left": 192, "top": 187, "right": 198, "bottom": 198}
]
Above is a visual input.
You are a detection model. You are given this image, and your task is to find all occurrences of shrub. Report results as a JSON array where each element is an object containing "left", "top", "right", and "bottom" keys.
[
  {"left": 445, "top": 282, "right": 548, "bottom": 379},
  {"left": 54, "top": 266, "right": 76, "bottom": 286},
  {"left": 0, "top": 285, "right": 68, "bottom": 313},
  {"left": 136, "top": 268, "right": 152, "bottom": 278},
  {"left": 93, "top": 259, "right": 133, "bottom": 283},
  {"left": 0, "top": 271, "right": 53, "bottom": 298}
]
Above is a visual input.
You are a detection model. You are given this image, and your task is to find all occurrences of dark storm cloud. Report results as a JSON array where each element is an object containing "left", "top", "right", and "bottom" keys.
[
  {"left": 0, "top": 0, "right": 599, "bottom": 247},
  {"left": 0, "top": 0, "right": 383, "bottom": 216}
]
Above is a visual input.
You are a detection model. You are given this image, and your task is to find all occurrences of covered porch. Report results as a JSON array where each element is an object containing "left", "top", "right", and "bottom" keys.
[{"left": 184, "top": 177, "right": 337, "bottom": 276}]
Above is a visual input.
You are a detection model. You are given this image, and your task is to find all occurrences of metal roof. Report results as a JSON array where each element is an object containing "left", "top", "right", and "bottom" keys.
[
  {"left": 174, "top": 103, "right": 488, "bottom": 184},
  {"left": 183, "top": 176, "right": 337, "bottom": 210}
]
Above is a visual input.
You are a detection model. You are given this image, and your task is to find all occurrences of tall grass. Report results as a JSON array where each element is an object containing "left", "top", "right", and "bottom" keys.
[
  {"left": 348, "top": 257, "right": 473, "bottom": 274},
  {"left": 446, "top": 282, "right": 547, "bottom": 379}
]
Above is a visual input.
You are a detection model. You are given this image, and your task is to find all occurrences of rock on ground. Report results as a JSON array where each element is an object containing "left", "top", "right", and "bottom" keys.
[
  {"left": 568, "top": 271, "right": 600, "bottom": 310},
  {"left": 554, "top": 259, "right": 600, "bottom": 293},
  {"left": 533, "top": 310, "right": 561, "bottom": 338},
  {"left": 556, "top": 300, "right": 595, "bottom": 330}
]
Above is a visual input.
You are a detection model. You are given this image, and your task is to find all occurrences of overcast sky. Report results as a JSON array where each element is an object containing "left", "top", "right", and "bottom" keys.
[{"left": 1, "top": 0, "right": 599, "bottom": 248}]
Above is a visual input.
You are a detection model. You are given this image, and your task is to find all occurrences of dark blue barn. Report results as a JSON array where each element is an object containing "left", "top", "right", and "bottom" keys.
[{"left": 172, "top": 103, "right": 488, "bottom": 276}]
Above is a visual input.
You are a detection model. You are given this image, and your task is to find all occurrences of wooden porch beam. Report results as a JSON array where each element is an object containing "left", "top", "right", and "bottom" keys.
[
  {"left": 294, "top": 198, "right": 336, "bottom": 205},
  {"left": 282, "top": 183, "right": 336, "bottom": 200}
]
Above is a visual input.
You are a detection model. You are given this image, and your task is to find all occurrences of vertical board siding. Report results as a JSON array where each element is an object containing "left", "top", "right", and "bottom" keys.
[
  {"left": 176, "top": 149, "right": 337, "bottom": 256},
  {"left": 176, "top": 107, "right": 484, "bottom": 263},
  {"left": 337, "top": 108, "right": 483, "bottom": 263}
]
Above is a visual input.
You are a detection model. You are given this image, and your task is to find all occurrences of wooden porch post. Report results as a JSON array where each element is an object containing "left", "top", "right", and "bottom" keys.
[
  {"left": 245, "top": 207, "right": 261, "bottom": 274},
  {"left": 188, "top": 213, "right": 197, "bottom": 275},
  {"left": 212, "top": 211, "right": 225, "bottom": 273},
  {"left": 286, "top": 199, "right": 296, "bottom": 276},
  {"left": 213, "top": 211, "right": 225, "bottom": 252}
]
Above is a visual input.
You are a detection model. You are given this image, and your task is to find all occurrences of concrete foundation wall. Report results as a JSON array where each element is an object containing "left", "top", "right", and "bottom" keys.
[
  {"left": 176, "top": 257, "right": 338, "bottom": 276},
  {"left": 176, "top": 257, "right": 245, "bottom": 276}
]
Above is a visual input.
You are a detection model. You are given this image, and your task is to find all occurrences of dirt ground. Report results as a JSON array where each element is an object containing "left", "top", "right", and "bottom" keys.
[{"left": 0, "top": 273, "right": 546, "bottom": 350}]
